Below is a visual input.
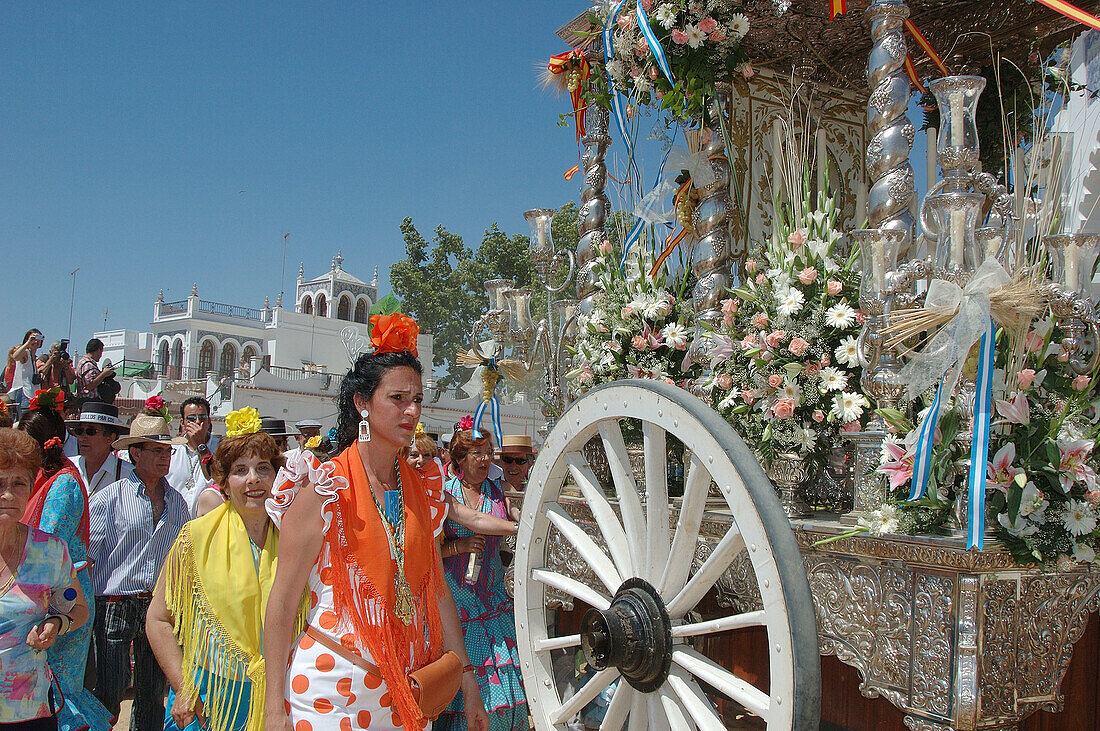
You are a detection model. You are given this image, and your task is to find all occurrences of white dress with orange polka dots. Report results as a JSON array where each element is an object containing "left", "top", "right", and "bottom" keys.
[{"left": 268, "top": 451, "right": 449, "bottom": 731}]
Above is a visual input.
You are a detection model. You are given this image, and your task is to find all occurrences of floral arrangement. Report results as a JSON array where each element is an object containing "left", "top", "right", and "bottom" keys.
[
  {"left": 878, "top": 315, "right": 1100, "bottom": 566},
  {"left": 144, "top": 395, "right": 171, "bottom": 423},
  {"left": 565, "top": 238, "right": 700, "bottom": 397},
  {"left": 589, "top": 0, "right": 751, "bottom": 122},
  {"left": 370, "top": 313, "right": 419, "bottom": 356},
  {"left": 704, "top": 190, "right": 865, "bottom": 470},
  {"left": 225, "top": 407, "right": 262, "bottom": 438},
  {"left": 28, "top": 388, "right": 66, "bottom": 413}
]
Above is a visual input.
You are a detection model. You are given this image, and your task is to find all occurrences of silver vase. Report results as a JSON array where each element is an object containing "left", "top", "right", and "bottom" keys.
[{"left": 768, "top": 452, "right": 813, "bottom": 518}]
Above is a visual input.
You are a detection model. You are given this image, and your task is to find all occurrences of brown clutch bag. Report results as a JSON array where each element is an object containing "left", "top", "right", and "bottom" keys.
[{"left": 408, "top": 650, "right": 463, "bottom": 720}]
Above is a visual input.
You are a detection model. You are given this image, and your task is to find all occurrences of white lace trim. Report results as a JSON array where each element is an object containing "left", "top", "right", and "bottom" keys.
[{"left": 266, "top": 451, "right": 347, "bottom": 532}]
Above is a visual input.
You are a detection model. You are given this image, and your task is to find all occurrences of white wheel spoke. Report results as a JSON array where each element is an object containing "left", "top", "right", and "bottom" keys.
[
  {"left": 671, "top": 646, "right": 770, "bottom": 719},
  {"left": 534, "top": 634, "right": 580, "bottom": 652},
  {"left": 665, "top": 525, "right": 745, "bottom": 618},
  {"left": 671, "top": 610, "right": 766, "bottom": 638},
  {"left": 545, "top": 503, "right": 622, "bottom": 593},
  {"left": 658, "top": 685, "right": 693, "bottom": 730},
  {"left": 600, "top": 421, "right": 645, "bottom": 576},
  {"left": 566, "top": 452, "right": 634, "bottom": 579},
  {"left": 647, "top": 694, "right": 669, "bottom": 731},
  {"left": 643, "top": 422, "right": 669, "bottom": 584},
  {"left": 658, "top": 453, "right": 710, "bottom": 597},
  {"left": 667, "top": 668, "right": 725, "bottom": 731},
  {"left": 550, "top": 667, "right": 620, "bottom": 725},
  {"left": 627, "top": 688, "right": 649, "bottom": 731},
  {"left": 599, "top": 679, "right": 632, "bottom": 731},
  {"left": 532, "top": 569, "right": 611, "bottom": 611}
]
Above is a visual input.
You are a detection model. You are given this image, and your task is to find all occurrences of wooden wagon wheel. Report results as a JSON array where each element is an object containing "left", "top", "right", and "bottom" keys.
[{"left": 514, "top": 380, "right": 820, "bottom": 730}]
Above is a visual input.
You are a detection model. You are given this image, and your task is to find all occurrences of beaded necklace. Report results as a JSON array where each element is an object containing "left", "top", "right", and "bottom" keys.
[{"left": 366, "top": 458, "right": 415, "bottom": 625}]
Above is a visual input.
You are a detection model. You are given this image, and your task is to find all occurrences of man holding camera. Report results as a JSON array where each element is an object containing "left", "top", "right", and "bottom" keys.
[
  {"left": 76, "top": 338, "right": 118, "bottom": 403},
  {"left": 6, "top": 329, "right": 43, "bottom": 415},
  {"left": 37, "top": 338, "right": 78, "bottom": 391}
]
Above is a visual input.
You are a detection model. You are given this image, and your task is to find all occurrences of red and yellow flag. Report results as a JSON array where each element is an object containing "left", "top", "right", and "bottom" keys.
[{"left": 829, "top": 0, "right": 847, "bottom": 20}]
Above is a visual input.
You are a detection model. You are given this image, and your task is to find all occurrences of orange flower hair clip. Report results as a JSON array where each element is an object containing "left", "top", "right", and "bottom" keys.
[
  {"left": 370, "top": 313, "right": 419, "bottom": 357},
  {"left": 27, "top": 388, "right": 65, "bottom": 413}
]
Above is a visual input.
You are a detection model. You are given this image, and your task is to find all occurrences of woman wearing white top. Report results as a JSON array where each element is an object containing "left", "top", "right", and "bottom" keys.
[{"left": 8, "top": 329, "right": 43, "bottom": 415}]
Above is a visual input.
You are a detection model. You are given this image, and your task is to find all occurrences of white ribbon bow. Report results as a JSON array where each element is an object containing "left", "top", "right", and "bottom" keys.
[
  {"left": 633, "top": 146, "right": 717, "bottom": 225},
  {"left": 900, "top": 259, "right": 1011, "bottom": 400}
]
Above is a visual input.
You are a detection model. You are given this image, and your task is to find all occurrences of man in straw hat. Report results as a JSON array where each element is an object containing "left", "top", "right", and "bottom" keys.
[
  {"left": 88, "top": 411, "right": 189, "bottom": 728},
  {"left": 498, "top": 434, "right": 534, "bottom": 492},
  {"left": 67, "top": 401, "right": 133, "bottom": 495}
]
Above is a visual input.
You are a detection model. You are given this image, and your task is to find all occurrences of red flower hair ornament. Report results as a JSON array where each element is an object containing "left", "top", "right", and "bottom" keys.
[
  {"left": 27, "top": 388, "right": 65, "bottom": 413},
  {"left": 458, "top": 415, "right": 474, "bottom": 431},
  {"left": 370, "top": 313, "right": 419, "bottom": 357}
]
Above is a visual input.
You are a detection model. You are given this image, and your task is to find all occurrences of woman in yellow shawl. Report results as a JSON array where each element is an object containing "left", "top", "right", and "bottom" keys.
[{"left": 146, "top": 409, "right": 297, "bottom": 731}]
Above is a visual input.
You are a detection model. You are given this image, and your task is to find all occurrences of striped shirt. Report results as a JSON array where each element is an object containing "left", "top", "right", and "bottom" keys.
[{"left": 87, "top": 475, "right": 188, "bottom": 596}]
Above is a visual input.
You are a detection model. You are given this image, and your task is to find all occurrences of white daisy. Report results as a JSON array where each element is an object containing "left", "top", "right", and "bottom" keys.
[
  {"left": 661, "top": 322, "right": 690, "bottom": 350},
  {"left": 605, "top": 60, "right": 627, "bottom": 82},
  {"left": 780, "top": 380, "right": 801, "bottom": 402},
  {"left": 1063, "top": 500, "right": 1098, "bottom": 536},
  {"left": 880, "top": 433, "right": 904, "bottom": 463},
  {"left": 792, "top": 425, "right": 817, "bottom": 451},
  {"left": 865, "top": 505, "right": 899, "bottom": 536},
  {"left": 830, "top": 391, "right": 868, "bottom": 422},
  {"left": 776, "top": 287, "right": 805, "bottom": 319},
  {"left": 655, "top": 4, "right": 677, "bottom": 29},
  {"left": 685, "top": 24, "right": 706, "bottom": 48},
  {"left": 835, "top": 336, "right": 861, "bottom": 367},
  {"left": 728, "top": 13, "right": 749, "bottom": 39},
  {"left": 1073, "top": 543, "right": 1096, "bottom": 563},
  {"left": 824, "top": 302, "right": 857, "bottom": 329},
  {"left": 818, "top": 366, "right": 847, "bottom": 392},
  {"left": 717, "top": 390, "right": 739, "bottom": 410}
]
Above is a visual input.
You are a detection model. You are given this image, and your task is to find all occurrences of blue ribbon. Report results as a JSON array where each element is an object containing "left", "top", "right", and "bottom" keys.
[
  {"left": 472, "top": 396, "right": 503, "bottom": 445},
  {"left": 907, "top": 318, "right": 997, "bottom": 551},
  {"left": 634, "top": 3, "right": 675, "bottom": 84},
  {"left": 603, "top": 0, "right": 642, "bottom": 197}
]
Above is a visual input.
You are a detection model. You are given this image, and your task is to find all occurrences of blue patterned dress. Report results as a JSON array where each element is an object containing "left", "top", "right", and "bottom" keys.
[
  {"left": 33, "top": 470, "right": 114, "bottom": 731},
  {"left": 436, "top": 477, "right": 527, "bottom": 731}
]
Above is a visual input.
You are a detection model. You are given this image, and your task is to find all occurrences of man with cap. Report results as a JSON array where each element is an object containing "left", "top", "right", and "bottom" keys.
[
  {"left": 438, "top": 431, "right": 452, "bottom": 467},
  {"left": 88, "top": 411, "right": 189, "bottom": 729},
  {"left": 68, "top": 401, "right": 134, "bottom": 494},
  {"left": 293, "top": 418, "right": 322, "bottom": 449}
]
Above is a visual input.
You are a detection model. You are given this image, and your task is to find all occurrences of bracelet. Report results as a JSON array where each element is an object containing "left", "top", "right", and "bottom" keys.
[{"left": 44, "top": 614, "right": 72, "bottom": 635}]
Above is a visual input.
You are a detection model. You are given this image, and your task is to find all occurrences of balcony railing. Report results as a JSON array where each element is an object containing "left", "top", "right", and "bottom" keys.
[
  {"left": 197, "top": 300, "right": 265, "bottom": 321},
  {"left": 159, "top": 300, "right": 188, "bottom": 316}
]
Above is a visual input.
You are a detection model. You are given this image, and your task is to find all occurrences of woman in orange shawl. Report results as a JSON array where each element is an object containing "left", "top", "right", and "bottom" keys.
[{"left": 263, "top": 315, "right": 493, "bottom": 731}]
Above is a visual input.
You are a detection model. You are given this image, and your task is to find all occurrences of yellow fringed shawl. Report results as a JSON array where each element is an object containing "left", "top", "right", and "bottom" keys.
[{"left": 159, "top": 503, "right": 307, "bottom": 731}]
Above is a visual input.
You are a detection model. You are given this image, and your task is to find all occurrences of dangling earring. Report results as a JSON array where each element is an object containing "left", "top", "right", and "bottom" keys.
[{"left": 358, "top": 408, "right": 371, "bottom": 442}]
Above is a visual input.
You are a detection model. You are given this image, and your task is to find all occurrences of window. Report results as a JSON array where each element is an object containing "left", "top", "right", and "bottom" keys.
[
  {"left": 219, "top": 342, "right": 237, "bottom": 378},
  {"left": 301, "top": 295, "right": 313, "bottom": 315},
  {"left": 198, "top": 340, "right": 216, "bottom": 375},
  {"left": 243, "top": 345, "right": 259, "bottom": 365},
  {"left": 354, "top": 299, "right": 368, "bottom": 323},
  {"left": 316, "top": 293, "right": 328, "bottom": 318},
  {"left": 337, "top": 295, "right": 351, "bottom": 321},
  {"left": 170, "top": 340, "right": 183, "bottom": 380},
  {"left": 157, "top": 341, "right": 170, "bottom": 376}
]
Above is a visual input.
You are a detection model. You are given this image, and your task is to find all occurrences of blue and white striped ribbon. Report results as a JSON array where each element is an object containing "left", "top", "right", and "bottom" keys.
[
  {"left": 908, "top": 378, "right": 945, "bottom": 501},
  {"left": 472, "top": 395, "right": 503, "bottom": 446},
  {"left": 603, "top": 0, "right": 642, "bottom": 197},
  {"left": 966, "top": 319, "right": 996, "bottom": 550},
  {"left": 634, "top": 3, "right": 675, "bottom": 83},
  {"left": 620, "top": 141, "right": 676, "bottom": 269}
]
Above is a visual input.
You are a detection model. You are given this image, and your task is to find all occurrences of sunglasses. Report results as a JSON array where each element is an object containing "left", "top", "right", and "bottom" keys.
[
  {"left": 70, "top": 426, "right": 103, "bottom": 437},
  {"left": 184, "top": 414, "right": 210, "bottom": 422},
  {"left": 499, "top": 455, "right": 530, "bottom": 465}
]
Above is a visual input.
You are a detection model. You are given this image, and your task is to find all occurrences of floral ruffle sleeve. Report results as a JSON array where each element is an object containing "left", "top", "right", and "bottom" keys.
[
  {"left": 420, "top": 458, "right": 449, "bottom": 537},
  {"left": 266, "top": 451, "right": 348, "bottom": 532}
]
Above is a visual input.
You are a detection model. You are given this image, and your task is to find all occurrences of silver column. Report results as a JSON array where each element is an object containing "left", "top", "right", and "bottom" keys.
[
  {"left": 865, "top": 0, "right": 916, "bottom": 252},
  {"left": 576, "top": 104, "right": 611, "bottom": 311}
]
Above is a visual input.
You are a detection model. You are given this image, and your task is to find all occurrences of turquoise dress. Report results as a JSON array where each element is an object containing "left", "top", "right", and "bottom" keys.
[
  {"left": 34, "top": 471, "right": 114, "bottom": 731},
  {"left": 436, "top": 477, "right": 527, "bottom": 731}
]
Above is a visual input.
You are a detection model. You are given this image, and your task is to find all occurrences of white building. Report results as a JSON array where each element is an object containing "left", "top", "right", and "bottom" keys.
[{"left": 95, "top": 253, "right": 543, "bottom": 441}]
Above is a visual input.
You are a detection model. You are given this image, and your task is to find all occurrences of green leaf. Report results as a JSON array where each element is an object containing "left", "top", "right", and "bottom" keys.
[
  {"left": 876, "top": 408, "right": 915, "bottom": 433},
  {"left": 1007, "top": 484, "right": 1023, "bottom": 521},
  {"left": 783, "top": 363, "right": 804, "bottom": 379}
]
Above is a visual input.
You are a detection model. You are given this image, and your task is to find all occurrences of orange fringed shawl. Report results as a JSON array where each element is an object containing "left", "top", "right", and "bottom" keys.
[{"left": 325, "top": 446, "right": 447, "bottom": 730}]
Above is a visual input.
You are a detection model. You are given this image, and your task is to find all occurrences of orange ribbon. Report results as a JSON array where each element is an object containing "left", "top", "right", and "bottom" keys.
[
  {"left": 1036, "top": 0, "right": 1100, "bottom": 30},
  {"left": 564, "top": 164, "right": 580, "bottom": 180},
  {"left": 548, "top": 49, "right": 591, "bottom": 143},
  {"left": 650, "top": 179, "right": 693, "bottom": 277}
]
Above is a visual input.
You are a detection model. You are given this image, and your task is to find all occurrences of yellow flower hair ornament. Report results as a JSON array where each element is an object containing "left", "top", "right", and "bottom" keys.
[
  {"left": 304, "top": 435, "right": 322, "bottom": 449},
  {"left": 225, "top": 407, "right": 262, "bottom": 437},
  {"left": 414, "top": 422, "right": 426, "bottom": 437}
]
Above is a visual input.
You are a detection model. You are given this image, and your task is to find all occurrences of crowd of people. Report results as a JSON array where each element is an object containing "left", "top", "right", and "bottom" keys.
[{"left": 0, "top": 315, "right": 534, "bottom": 731}]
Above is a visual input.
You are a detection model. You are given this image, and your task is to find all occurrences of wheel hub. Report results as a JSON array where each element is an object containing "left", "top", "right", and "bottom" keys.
[{"left": 580, "top": 578, "right": 672, "bottom": 693}]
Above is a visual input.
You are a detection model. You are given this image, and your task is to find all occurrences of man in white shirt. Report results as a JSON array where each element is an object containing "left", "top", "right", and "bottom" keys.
[
  {"left": 67, "top": 402, "right": 134, "bottom": 493},
  {"left": 166, "top": 396, "right": 220, "bottom": 514}
]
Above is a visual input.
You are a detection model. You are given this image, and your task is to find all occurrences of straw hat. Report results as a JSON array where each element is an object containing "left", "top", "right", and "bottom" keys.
[
  {"left": 112, "top": 414, "right": 186, "bottom": 450},
  {"left": 500, "top": 434, "right": 533, "bottom": 455}
]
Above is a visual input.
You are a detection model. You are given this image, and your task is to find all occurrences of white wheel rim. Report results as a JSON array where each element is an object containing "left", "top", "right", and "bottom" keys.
[{"left": 515, "top": 380, "right": 819, "bottom": 731}]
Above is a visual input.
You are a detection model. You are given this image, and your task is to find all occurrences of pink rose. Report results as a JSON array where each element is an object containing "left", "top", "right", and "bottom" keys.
[
  {"left": 752, "top": 313, "right": 769, "bottom": 328},
  {"left": 740, "top": 333, "right": 758, "bottom": 350},
  {"left": 671, "top": 29, "right": 689, "bottom": 44},
  {"left": 788, "top": 337, "right": 810, "bottom": 356},
  {"left": 1017, "top": 368, "right": 1037, "bottom": 389},
  {"left": 741, "top": 389, "right": 756, "bottom": 405},
  {"left": 856, "top": 310, "right": 866, "bottom": 325},
  {"left": 787, "top": 229, "right": 808, "bottom": 249},
  {"left": 755, "top": 273, "right": 767, "bottom": 285},
  {"left": 629, "top": 65, "right": 642, "bottom": 79},
  {"left": 632, "top": 335, "right": 647, "bottom": 351},
  {"left": 798, "top": 267, "right": 818, "bottom": 285},
  {"left": 697, "top": 16, "right": 718, "bottom": 33},
  {"left": 1024, "top": 331, "right": 1044, "bottom": 353},
  {"left": 577, "top": 369, "right": 594, "bottom": 385},
  {"left": 812, "top": 410, "right": 825, "bottom": 423},
  {"left": 721, "top": 298, "right": 738, "bottom": 315},
  {"left": 617, "top": 12, "right": 636, "bottom": 30},
  {"left": 598, "top": 239, "right": 613, "bottom": 255},
  {"left": 767, "top": 374, "right": 783, "bottom": 388},
  {"left": 740, "top": 63, "right": 755, "bottom": 79},
  {"left": 772, "top": 398, "right": 796, "bottom": 419},
  {"left": 841, "top": 420, "right": 861, "bottom": 432},
  {"left": 716, "top": 374, "right": 734, "bottom": 390},
  {"left": 640, "top": 0, "right": 654, "bottom": 9},
  {"left": 654, "top": 89, "right": 664, "bottom": 100},
  {"left": 826, "top": 279, "right": 843, "bottom": 296},
  {"left": 709, "top": 27, "right": 727, "bottom": 42},
  {"left": 765, "top": 329, "right": 786, "bottom": 348},
  {"left": 804, "top": 363, "right": 819, "bottom": 377},
  {"left": 1073, "top": 375, "right": 1091, "bottom": 392},
  {"left": 1086, "top": 489, "right": 1100, "bottom": 506},
  {"left": 745, "top": 259, "right": 758, "bottom": 274},
  {"left": 722, "top": 313, "right": 734, "bottom": 327},
  {"left": 1058, "top": 348, "right": 1071, "bottom": 363}
]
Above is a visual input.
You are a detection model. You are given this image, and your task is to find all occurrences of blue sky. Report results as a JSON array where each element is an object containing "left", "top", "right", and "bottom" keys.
[
  {"left": 0, "top": 1, "right": 596, "bottom": 350},
  {"left": 0, "top": 1, "right": 932, "bottom": 354}
]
